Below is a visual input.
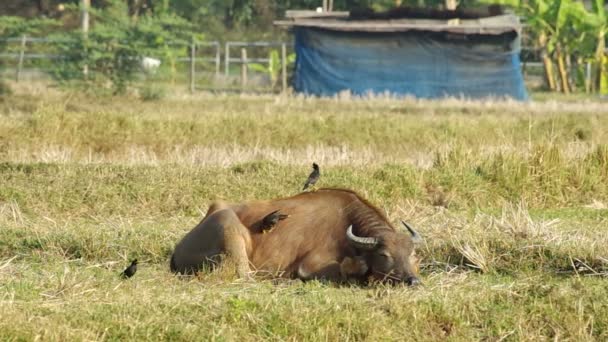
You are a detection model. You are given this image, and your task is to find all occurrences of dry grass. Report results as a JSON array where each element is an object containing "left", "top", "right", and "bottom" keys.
[
  {"left": 2, "top": 89, "right": 608, "bottom": 167},
  {"left": 0, "top": 90, "right": 607, "bottom": 340},
  {"left": 2, "top": 144, "right": 421, "bottom": 167}
]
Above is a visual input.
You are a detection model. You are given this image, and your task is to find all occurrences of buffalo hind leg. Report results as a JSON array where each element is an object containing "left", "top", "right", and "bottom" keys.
[
  {"left": 171, "top": 207, "right": 252, "bottom": 279},
  {"left": 221, "top": 216, "right": 253, "bottom": 279}
]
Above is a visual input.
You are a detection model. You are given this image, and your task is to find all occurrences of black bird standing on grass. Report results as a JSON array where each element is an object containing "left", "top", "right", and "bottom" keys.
[
  {"left": 260, "top": 209, "right": 289, "bottom": 233},
  {"left": 120, "top": 259, "right": 138, "bottom": 279},
  {"left": 302, "top": 163, "right": 320, "bottom": 190}
]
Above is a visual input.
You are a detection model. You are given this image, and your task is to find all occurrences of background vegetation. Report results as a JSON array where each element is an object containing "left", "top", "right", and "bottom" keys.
[
  {"left": 2, "top": 0, "right": 607, "bottom": 94},
  {"left": 0, "top": 88, "right": 607, "bottom": 340},
  {"left": 484, "top": 0, "right": 608, "bottom": 94}
]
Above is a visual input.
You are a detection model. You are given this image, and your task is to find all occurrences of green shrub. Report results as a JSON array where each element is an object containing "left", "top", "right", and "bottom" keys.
[
  {"left": 0, "top": 80, "right": 12, "bottom": 96},
  {"left": 139, "top": 83, "right": 167, "bottom": 101}
]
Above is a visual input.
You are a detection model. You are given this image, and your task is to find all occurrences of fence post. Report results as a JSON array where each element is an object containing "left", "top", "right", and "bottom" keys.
[
  {"left": 241, "top": 48, "right": 247, "bottom": 88},
  {"left": 215, "top": 42, "right": 220, "bottom": 80},
  {"left": 281, "top": 43, "right": 287, "bottom": 93},
  {"left": 81, "top": 0, "right": 90, "bottom": 79},
  {"left": 16, "top": 34, "right": 27, "bottom": 82},
  {"left": 225, "top": 43, "right": 230, "bottom": 76},
  {"left": 190, "top": 40, "right": 196, "bottom": 93},
  {"left": 585, "top": 61, "right": 592, "bottom": 94}
]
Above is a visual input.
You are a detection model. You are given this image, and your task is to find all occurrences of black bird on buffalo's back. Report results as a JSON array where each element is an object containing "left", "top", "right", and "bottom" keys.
[
  {"left": 302, "top": 163, "right": 320, "bottom": 190},
  {"left": 120, "top": 259, "right": 138, "bottom": 279},
  {"left": 261, "top": 209, "right": 289, "bottom": 233}
]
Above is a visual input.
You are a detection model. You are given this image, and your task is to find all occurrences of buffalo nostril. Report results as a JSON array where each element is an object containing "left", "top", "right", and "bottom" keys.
[{"left": 407, "top": 277, "right": 421, "bottom": 286}]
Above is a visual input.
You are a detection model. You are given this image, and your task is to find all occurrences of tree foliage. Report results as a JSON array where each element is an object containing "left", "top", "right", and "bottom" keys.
[
  {"left": 50, "top": 0, "right": 198, "bottom": 93},
  {"left": 0, "top": 16, "right": 58, "bottom": 37}
]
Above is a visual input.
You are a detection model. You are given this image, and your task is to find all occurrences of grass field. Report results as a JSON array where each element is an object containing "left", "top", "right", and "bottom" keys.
[{"left": 1, "top": 89, "right": 608, "bottom": 340}]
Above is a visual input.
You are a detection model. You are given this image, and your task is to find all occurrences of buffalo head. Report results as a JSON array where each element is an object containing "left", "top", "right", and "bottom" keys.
[{"left": 346, "top": 221, "right": 422, "bottom": 286}]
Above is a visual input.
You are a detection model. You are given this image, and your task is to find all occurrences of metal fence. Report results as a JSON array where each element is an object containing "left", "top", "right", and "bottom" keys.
[{"left": 0, "top": 36, "right": 295, "bottom": 93}]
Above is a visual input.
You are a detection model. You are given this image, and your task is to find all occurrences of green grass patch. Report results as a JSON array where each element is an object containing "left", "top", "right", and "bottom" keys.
[{"left": 0, "top": 93, "right": 607, "bottom": 340}]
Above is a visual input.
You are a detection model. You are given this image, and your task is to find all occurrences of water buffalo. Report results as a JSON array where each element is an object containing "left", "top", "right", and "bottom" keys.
[{"left": 170, "top": 188, "right": 423, "bottom": 285}]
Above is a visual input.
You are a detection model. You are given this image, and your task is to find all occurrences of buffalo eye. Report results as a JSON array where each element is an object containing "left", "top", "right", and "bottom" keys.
[
  {"left": 378, "top": 251, "right": 392, "bottom": 259},
  {"left": 376, "top": 252, "right": 394, "bottom": 268}
]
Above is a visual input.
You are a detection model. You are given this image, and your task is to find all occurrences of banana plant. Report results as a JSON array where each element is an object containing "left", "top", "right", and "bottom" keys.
[
  {"left": 524, "top": 0, "right": 586, "bottom": 92},
  {"left": 590, "top": 0, "right": 608, "bottom": 94},
  {"left": 480, "top": 0, "right": 607, "bottom": 93},
  {"left": 248, "top": 49, "right": 296, "bottom": 90},
  {"left": 556, "top": 0, "right": 608, "bottom": 94},
  {"left": 524, "top": 0, "right": 558, "bottom": 91},
  {"left": 550, "top": 0, "right": 594, "bottom": 93},
  {"left": 477, "top": 0, "right": 558, "bottom": 90}
]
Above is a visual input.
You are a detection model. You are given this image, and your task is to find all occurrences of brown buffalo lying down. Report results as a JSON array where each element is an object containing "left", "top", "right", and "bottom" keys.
[{"left": 170, "top": 188, "right": 423, "bottom": 285}]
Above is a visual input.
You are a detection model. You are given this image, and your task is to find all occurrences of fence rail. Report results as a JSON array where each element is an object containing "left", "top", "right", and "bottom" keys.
[
  {"left": 0, "top": 53, "right": 64, "bottom": 59},
  {"left": 1, "top": 36, "right": 295, "bottom": 92}
]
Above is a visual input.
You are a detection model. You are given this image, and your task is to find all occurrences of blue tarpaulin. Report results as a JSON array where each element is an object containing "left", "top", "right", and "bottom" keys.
[{"left": 293, "top": 28, "right": 528, "bottom": 100}]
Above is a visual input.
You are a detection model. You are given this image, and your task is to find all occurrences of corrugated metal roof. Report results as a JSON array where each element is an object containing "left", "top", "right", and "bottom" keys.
[{"left": 275, "top": 14, "right": 521, "bottom": 35}]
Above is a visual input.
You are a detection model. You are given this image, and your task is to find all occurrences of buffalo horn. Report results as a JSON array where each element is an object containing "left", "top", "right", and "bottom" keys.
[
  {"left": 346, "top": 225, "right": 379, "bottom": 250},
  {"left": 401, "top": 220, "right": 423, "bottom": 244}
]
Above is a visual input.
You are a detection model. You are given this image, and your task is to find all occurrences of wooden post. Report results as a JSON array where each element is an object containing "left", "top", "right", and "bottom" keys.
[
  {"left": 215, "top": 43, "right": 220, "bottom": 80},
  {"left": 225, "top": 43, "right": 230, "bottom": 76},
  {"left": 81, "top": 0, "right": 90, "bottom": 78},
  {"left": 16, "top": 34, "right": 27, "bottom": 82},
  {"left": 281, "top": 43, "right": 287, "bottom": 93},
  {"left": 445, "top": 0, "right": 457, "bottom": 10},
  {"left": 189, "top": 40, "right": 196, "bottom": 93},
  {"left": 328, "top": 0, "right": 333, "bottom": 11},
  {"left": 241, "top": 48, "right": 247, "bottom": 88},
  {"left": 585, "top": 61, "right": 592, "bottom": 94},
  {"left": 322, "top": 0, "right": 328, "bottom": 12},
  {"left": 81, "top": 0, "right": 89, "bottom": 39}
]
